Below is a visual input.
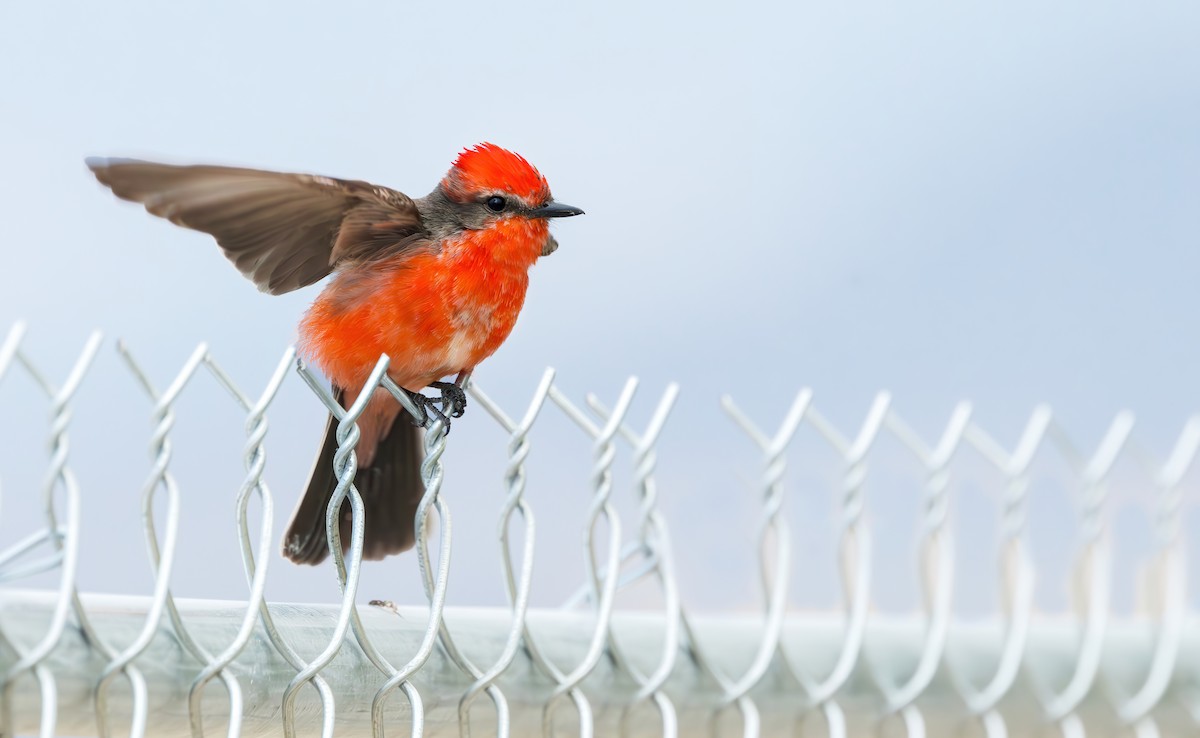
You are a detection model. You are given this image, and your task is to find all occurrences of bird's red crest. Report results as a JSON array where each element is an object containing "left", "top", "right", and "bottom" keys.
[{"left": 444, "top": 143, "right": 550, "bottom": 203}]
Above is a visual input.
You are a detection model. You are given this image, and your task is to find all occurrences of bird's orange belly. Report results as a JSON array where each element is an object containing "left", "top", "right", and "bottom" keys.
[{"left": 297, "top": 250, "right": 530, "bottom": 393}]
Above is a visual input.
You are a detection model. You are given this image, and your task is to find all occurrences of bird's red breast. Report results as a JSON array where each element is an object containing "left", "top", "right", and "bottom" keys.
[{"left": 298, "top": 216, "right": 550, "bottom": 392}]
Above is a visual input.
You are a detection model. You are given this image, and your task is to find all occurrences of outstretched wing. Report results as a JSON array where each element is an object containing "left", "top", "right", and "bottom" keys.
[{"left": 86, "top": 158, "right": 430, "bottom": 295}]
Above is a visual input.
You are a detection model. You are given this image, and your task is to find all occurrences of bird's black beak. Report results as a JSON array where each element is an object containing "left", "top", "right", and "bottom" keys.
[{"left": 527, "top": 201, "right": 585, "bottom": 219}]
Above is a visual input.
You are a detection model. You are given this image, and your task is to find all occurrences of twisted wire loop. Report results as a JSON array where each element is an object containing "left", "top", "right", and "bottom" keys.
[
  {"left": 787, "top": 391, "right": 890, "bottom": 738},
  {"left": 584, "top": 383, "right": 682, "bottom": 738},
  {"left": 459, "top": 369, "right": 557, "bottom": 738},
  {"left": 368, "top": 374, "right": 456, "bottom": 738},
  {"left": 867, "top": 403, "right": 972, "bottom": 738},
  {"left": 706, "top": 390, "right": 809, "bottom": 738},
  {"left": 187, "top": 347, "right": 296, "bottom": 738},
  {"left": 529, "top": 378, "right": 637, "bottom": 738},
  {"left": 288, "top": 355, "right": 391, "bottom": 738},
  {"left": 0, "top": 324, "right": 101, "bottom": 738},
  {"left": 946, "top": 407, "right": 1051, "bottom": 738},
  {"left": 1035, "top": 412, "right": 1134, "bottom": 736},
  {"left": 294, "top": 357, "right": 459, "bottom": 738},
  {"left": 99, "top": 343, "right": 235, "bottom": 738},
  {"left": 1107, "top": 416, "right": 1200, "bottom": 738}
]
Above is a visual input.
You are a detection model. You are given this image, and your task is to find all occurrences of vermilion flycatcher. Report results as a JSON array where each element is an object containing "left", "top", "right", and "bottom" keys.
[{"left": 87, "top": 144, "right": 583, "bottom": 564}]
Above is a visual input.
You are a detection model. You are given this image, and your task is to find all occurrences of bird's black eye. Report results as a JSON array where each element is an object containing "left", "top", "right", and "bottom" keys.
[{"left": 486, "top": 195, "right": 507, "bottom": 212}]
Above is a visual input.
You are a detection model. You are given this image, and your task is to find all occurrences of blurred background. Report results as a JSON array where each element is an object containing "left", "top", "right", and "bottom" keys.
[{"left": 1, "top": 3, "right": 1197, "bottom": 619}]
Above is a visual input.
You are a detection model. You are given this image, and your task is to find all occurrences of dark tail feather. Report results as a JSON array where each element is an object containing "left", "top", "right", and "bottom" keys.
[{"left": 282, "top": 406, "right": 425, "bottom": 565}]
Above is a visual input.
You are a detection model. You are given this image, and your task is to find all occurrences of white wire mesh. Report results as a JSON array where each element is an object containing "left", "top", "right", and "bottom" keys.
[{"left": 0, "top": 320, "right": 1197, "bottom": 737}]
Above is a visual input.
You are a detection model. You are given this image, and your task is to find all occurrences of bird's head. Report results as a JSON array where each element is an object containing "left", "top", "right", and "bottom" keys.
[{"left": 428, "top": 143, "right": 583, "bottom": 256}]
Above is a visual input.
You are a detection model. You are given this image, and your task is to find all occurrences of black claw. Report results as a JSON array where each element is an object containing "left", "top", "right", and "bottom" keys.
[
  {"left": 429, "top": 381, "right": 467, "bottom": 418},
  {"left": 403, "top": 391, "right": 436, "bottom": 427},
  {"left": 403, "top": 389, "right": 456, "bottom": 433}
]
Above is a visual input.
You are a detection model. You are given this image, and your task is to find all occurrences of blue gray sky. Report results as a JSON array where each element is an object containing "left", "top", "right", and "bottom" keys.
[{"left": 1, "top": 3, "right": 1197, "bottom": 616}]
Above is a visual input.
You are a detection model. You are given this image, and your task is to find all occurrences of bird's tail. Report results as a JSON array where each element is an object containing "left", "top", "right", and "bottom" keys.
[{"left": 282, "top": 405, "right": 425, "bottom": 565}]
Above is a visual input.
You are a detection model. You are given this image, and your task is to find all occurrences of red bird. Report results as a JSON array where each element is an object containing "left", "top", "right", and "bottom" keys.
[{"left": 88, "top": 144, "right": 583, "bottom": 564}]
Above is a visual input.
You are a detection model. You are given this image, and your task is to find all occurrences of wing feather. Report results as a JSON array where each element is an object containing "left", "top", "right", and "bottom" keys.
[{"left": 87, "top": 158, "right": 430, "bottom": 294}]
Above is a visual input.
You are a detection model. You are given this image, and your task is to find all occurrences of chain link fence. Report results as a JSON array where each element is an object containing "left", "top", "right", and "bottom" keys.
[{"left": 0, "top": 320, "right": 1197, "bottom": 738}]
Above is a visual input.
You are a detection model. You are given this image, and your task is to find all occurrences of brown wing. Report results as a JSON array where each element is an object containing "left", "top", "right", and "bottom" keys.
[{"left": 86, "top": 158, "right": 430, "bottom": 294}]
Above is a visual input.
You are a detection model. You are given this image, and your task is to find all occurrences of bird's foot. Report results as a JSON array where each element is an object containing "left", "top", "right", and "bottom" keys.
[
  {"left": 403, "top": 391, "right": 449, "bottom": 430},
  {"left": 403, "top": 383, "right": 465, "bottom": 433},
  {"left": 429, "top": 381, "right": 467, "bottom": 418}
]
